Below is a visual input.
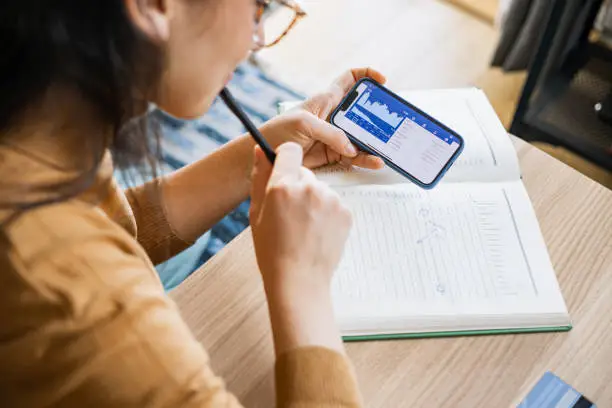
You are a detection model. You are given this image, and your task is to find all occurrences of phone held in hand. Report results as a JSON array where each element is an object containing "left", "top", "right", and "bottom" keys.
[{"left": 330, "top": 78, "right": 465, "bottom": 189}]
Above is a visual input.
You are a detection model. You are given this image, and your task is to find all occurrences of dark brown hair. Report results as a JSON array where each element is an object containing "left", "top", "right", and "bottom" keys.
[{"left": 0, "top": 0, "right": 163, "bottom": 218}]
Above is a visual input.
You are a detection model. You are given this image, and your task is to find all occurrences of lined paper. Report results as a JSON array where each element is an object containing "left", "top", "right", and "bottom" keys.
[
  {"left": 280, "top": 92, "right": 568, "bottom": 331},
  {"left": 332, "top": 184, "right": 537, "bottom": 306}
]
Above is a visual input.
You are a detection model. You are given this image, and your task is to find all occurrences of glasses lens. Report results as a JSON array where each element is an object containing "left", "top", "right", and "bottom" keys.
[{"left": 263, "top": 6, "right": 296, "bottom": 46}]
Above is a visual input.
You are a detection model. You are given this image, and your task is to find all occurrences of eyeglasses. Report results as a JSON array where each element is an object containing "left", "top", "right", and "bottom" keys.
[{"left": 254, "top": 0, "right": 307, "bottom": 49}]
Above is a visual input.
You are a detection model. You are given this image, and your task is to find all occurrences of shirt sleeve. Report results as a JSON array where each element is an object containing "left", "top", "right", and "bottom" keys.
[
  {"left": 2, "top": 206, "right": 363, "bottom": 408},
  {"left": 276, "top": 347, "right": 363, "bottom": 408},
  {"left": 3, "top": 211, "right": 241, "bottom": 407},
  {"left": 124, "top": 179, "right": 192, "bottom": 265}
]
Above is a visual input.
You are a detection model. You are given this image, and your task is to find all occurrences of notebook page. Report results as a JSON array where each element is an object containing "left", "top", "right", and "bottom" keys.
[
  {"left": 403, "top": 89, "right": 520, "bottom": 182},
  {"left": 279, "top": 88, "right": 520, "bottom": 186},
  {"left": 331, "top": 182, "right": 567, "bottom": 327}
]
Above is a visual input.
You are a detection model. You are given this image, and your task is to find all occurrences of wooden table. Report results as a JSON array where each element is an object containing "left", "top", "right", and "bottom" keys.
[{"left": 171, "top": 139, "right": 612, "bottom": 407}]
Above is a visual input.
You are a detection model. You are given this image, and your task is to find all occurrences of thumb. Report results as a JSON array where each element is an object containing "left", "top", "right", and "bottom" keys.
[
  {"left": 269, "top": 142, "right": 303, "bottom": 186},
  {"left": 250, "top": 146, "right": 273, "bottom": 221},
  {"left": 303, "top": 113, "right": 358, "bottom": 158}
]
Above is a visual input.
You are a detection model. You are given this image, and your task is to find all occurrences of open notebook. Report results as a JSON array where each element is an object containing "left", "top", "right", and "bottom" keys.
[{"left": 279, "top": 88, "right": 570, "bottom": 340}]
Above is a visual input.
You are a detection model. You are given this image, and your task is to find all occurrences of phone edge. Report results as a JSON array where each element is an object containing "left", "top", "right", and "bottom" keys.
[{"left": 329, "top": 78, "right": 465, "bottom": 189}]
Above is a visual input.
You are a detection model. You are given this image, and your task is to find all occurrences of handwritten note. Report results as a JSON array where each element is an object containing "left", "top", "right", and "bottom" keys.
[{"left": 332, "top": 184, "right": 537, "bottom": 306}]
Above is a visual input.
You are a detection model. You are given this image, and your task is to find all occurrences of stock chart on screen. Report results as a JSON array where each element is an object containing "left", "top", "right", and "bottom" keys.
[
  {"left": 333, "top": 81, "right": 463, "bottom": 185},
  {"left": 344, "top": 87, "right": 408, "bottom": 142},
  {"left": 344, "top": 83, "right": 460, "bottom": 147}
]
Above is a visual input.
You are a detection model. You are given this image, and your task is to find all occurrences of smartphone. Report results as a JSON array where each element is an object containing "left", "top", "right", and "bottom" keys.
[{"left": 330, "top": 78, "right": 464, "bottom": 189}]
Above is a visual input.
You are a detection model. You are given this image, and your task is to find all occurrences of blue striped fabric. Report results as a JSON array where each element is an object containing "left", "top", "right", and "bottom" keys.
[{"left": 132, "top": 62, "right": 304, "bottom": 291}]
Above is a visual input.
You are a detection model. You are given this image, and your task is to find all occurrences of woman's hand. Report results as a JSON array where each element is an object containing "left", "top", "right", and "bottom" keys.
[
  {"left": 250, "top": 142, "right": 351, "bottom": 354},
  {"left": 250, "top": 142, "right": 351, "bottom": 293},
  {"left": 259, "top": 67, "right": 387, "bottom": 170}
]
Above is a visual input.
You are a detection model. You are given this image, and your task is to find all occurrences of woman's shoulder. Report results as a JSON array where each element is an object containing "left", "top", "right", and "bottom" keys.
[
  {"left": 0, "top": 200, "right": 204, "bottom": 408},
  {"left": 1, "top": 198, "right": 160, "bottom": 303},
  {"left": 4, "top": 198, "right": 141, "bottom": 260}
]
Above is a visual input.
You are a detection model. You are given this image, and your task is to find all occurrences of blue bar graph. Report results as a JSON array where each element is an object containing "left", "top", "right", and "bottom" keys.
[
  {"left": 345, "top": 88, "right": 405, "bottom": 142},
  {"left": 344, "top": 83, "right": 460, "bottom": 145}
]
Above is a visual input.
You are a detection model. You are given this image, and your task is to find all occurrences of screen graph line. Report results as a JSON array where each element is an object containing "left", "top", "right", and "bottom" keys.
[
  {"left": 357, "top": 91, "right": 403, "bottom": 128},
  {"left": 345, "top": 88, "right": 408, "bottom": 143},
  {"left": 343, "top": 82, "right": 461, "bottom": 146}
]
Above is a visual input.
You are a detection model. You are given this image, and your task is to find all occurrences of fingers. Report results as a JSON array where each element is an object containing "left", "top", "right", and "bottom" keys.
[
  {"left": 333, "top": 67, "right": 387, "bottom": 95},
  {"left": 349, "top": 153, "right": 385, "bottom": 169},
  {"left": 250, "top": 146, "right": 273, "bottom": 220},
  {"left": 298, "top": 111, "right": 358, "bottom": 158},
  {"left": 351, "top": 67, "right": 387, "bottom": 84},
  {"left": 251, "top": 142, "right": 319, "bottom": 221},
  {"left": 298, "top": 166, "right": 318, "bottom": 184},
  {"left": 269, "top": 142, "right": 304, "bottom": 187},
  {"left": 303, "top": 67, "right": 387, "bottom": 119},
  {"left": 313, "top": 179, "right": 353, "bottom": 229}
]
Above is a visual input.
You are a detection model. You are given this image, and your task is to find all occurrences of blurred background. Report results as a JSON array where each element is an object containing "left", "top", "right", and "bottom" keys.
[
  {"left": 255, "top": 0, "right": 612, "bottom": 188},
  {"left": 153, "top": 0, "right": 612, "bottom": 289}
]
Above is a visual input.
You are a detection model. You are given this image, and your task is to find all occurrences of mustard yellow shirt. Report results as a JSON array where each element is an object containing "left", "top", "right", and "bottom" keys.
[{"left": 0, "top": 145, "right": 361, "bottom": 407}]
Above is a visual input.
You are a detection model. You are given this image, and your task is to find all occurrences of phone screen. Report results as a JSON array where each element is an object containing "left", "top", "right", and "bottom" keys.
[{"left": 331, "top": 79, "right": 463, "bottom": 187}]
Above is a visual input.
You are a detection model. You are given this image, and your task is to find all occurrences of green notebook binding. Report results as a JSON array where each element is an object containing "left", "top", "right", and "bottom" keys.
[{"left": 342, "top": 326, "right": 572, "bottom": 342}]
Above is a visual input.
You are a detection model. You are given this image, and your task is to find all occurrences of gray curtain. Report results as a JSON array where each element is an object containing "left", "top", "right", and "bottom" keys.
[
  {"left": 492, "top": 0, "right": 554, "bottom": 71},
  {"left": 492, "top": 0, "right": 601, "bottom": 72}
]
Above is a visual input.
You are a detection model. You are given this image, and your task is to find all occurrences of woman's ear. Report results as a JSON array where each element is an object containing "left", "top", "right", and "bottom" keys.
[{"left": 124, "top": 0, "right": 170, "bottom": 44}]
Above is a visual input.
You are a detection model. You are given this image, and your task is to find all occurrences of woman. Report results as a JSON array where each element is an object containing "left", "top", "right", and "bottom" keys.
[{"left": 0, "top": 0, "right": 387, "bottom": 406}]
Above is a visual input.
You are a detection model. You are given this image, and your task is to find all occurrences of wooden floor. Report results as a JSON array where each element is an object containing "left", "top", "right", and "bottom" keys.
[
  {"left": 257, "top": 0, "right": 612, "bottom": 189},
  {"left": 445, "top": 0, "right": 499, "bottom": 24},
  {"left": 257, "top": 0, "right": 498, "bottom": 94}
]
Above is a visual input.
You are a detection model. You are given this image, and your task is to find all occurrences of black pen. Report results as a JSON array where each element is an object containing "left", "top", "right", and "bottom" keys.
[{"left": 219, "top": 87, "right": 277, "bottom": 163}]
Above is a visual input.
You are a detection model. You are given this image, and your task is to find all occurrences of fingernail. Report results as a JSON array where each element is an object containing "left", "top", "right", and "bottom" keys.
[
  {"left": 371, "top": 156, "right": 385, "bottom": 168},
  {"left": 345, "top": 142, "right": 357, "bottom": 156}
]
